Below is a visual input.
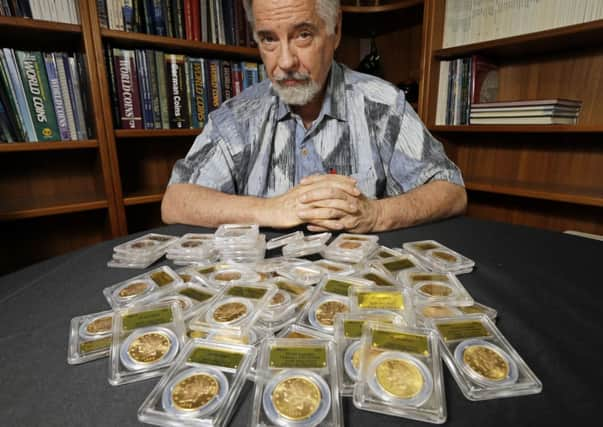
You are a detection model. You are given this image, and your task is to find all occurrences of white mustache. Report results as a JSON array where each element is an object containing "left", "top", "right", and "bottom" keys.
[{"left": 274, "top": 72, "right": 311, "bottom": 83}]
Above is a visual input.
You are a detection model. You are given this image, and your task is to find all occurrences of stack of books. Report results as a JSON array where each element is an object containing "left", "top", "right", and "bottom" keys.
[{"left": 469, "top": 99, "right": 582, "bottom": 125}]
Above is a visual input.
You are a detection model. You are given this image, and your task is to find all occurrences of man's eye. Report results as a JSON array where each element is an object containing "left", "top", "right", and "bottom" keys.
[
  {"left": 261, "top": 35, "right": 276, "bottom": 43},
  {"left": 299, "top": 31, "right": 312, "bottom": 39}
]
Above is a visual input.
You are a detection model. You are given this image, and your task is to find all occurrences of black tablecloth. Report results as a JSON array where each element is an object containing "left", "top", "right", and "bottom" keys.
[{"left": 0, "top": 217, "right": 600, "bottom": 426}]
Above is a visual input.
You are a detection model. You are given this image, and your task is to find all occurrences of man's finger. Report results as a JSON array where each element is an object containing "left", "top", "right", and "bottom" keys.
[
  {"left": 306, "top": 219, "right": 344, "bottom": 230},
  {"left": 300, "top": 173, "right": 356, "bottom": 186},
  {"left": 298, "top": 185, "right": 359, "bottom": 203},
  {"left": 300, "top": 198, "right": 358, "bottom": 214},
  {"left": 297, "top": 206, "right": 347, "bottom": 220}
]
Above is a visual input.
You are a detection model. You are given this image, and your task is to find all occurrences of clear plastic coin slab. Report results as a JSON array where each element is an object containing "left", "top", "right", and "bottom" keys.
[
  {"left": 167, "top": 233, "right": 215, "bottom": 256},
  {"left": 357, "top": 266, "right": 404, "bottom": 288},
  {"left": 138, "top": 339, "right": 256, "bottom": 427},
  {"left": 276, "top": 324, "right": 334, "bottom": 340},
  {"left": 374, "top": 253, "right": 426, "bottom": 278},
  {"left": 400, "top": 270, "right": 475, "bottom": 307},
  {"left": 214, "top": 224, "right": 259, "bottom": 243},
  {"left": 187, "top": 324, "right": 271, "bottom": 347},
  {"left": 349, "top": 285, "right": 416, "bottom": 327},
  {"left": 103, "top": 266, "right": 183, "bottom": 308},
  {"left": 334, "top": 312, "right": 404, "bottom": 396},
  {"left": 256, "top": 277, "right": 313, "bottom": 332},
  {"left": 109, "top": 301, "right": 185, "bottom": 386},
  {"left": 353, "top": 322, "right": 446, "bottom": 424},
  {"left": 403, "top": 240, "right": 475, "bottom": 274},
  {"left": 266, "top": 231, "right": 304, "bottom": 250},
  {"left": 68, "top": 310, "right": 114, "bottom": 365},
  {"left": 192, "top": 282, "right": 277, "bottom": 336},
  {"left": 251, "top": 338, "right": 342, "bottom": 427},
  {"left": 322, "top": 233, "right": 380, "bottom": 263},
  {"left": 414, "top": 301, "right": 497, "bottom": 327},
  {"left": 276, "top": 262, "right": 325, "bottom": 286},
  {"left": 370, "top": 245, "right": 405, "bottom": 261},
  {"left": 427, "top": 314, "right": 542, "bottom": 401},
  {"left": 281, "top": 232, "right": 332, "bottom": 257},
  {"left": 113, "top": 233, "right": 179, "bottom": 256},
  {"left": 313, "top": 259, "right": 356, "bottom": 276}
]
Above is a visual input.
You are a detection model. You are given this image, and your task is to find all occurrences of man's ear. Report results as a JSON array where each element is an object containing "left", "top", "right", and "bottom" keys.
[{"left": 334, "top": 10, "right": 342, "bottom": 49}]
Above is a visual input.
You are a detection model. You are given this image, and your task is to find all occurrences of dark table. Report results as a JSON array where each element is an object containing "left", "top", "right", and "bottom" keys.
[{"left": 1, "top": 217, "right": 600, "bottom": 426}]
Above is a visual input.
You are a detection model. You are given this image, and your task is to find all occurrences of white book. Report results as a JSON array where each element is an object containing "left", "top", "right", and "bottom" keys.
[
  {"left": 458, "top": 0, "right": 472, "bottom": 45},
  {"left": 106, "top": 0, "right": 115, "bottom": 30},
  {"left": 1, "top": 49, "right": 37, "bottom": 141},
  {"left": 54, "top": 53, "right": 78, "bottom": 140},
  {"left": 469, "top": 0, "right": 484, "bottom": 43},
  {"left": 29, "top": 0, "right": 42, "bottom": 19},
  {"left": 435, "top": 61, "right": 451, "bottom": 125},
  {"left": 442, "top": 0, "right": 454, "bottom": 47},
  {"left": 470, "top": 116, "right": 578, "bottom": 125}
]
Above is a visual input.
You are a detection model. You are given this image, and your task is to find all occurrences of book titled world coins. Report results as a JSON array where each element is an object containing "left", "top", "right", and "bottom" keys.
[
  {"left": 138, "top": 339, "right": 257, "bottom": 426},
  {"left": 67, "top": 310, "right": 114, "bottom": 365},
  {"left": 400, "top": 270, "right": 475, "bottom": 307},
  {"left": 109, "top": 301, "right": 185, "bottom": 386},
  {"left": 334, "top": 312, "right": 404, "bottom": 396},
  {"left": 108, "top": 233, "right": 179, "bottom": 269},
  {"left": 250, "top": 338, "right": 342, "bottom": 427},
  {"left": 321, "top": 233, "right": 379, "bottom": 263},
  {"left": 353, "top": 322, "right": 446, "bottom": 424},
  {"left": 103, "top": 266, "right": 183, "bottom": 309},
  {"left": 349, "top": 285, "right": 416, "bottom": 327},
  {"left": 191, "top": 282, "right": 277, "bottom": 337},
  {"left": 403, "top": 240, "right": 475, "bottom": 274},
  {"left": 427, "top": 314, "right": 542, "bottom": 400}
]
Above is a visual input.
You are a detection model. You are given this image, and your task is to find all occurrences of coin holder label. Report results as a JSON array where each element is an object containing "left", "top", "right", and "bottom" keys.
[
  {"left": 372, "top": 246, "right": 404, "bottom": 260},
  {"left": 321, "top": 276, "right": 372, "bottom": 296},
  {"left": 269, "top": 346, "right": 327, "bottom": 369},
  {"left": 79, "top": 337, "right": 112, "bottom": 355},
  {"left": 382, "top": 256, "right": 419, "bottom": 273},
  {"left": 122, "top": 308, "right": 174, "bottom": 331},
  {"left": 226, "top": 285, "right": 267, "bottom": 299},
  {"left": 361, "top": 270, "right": 400, "bottom": 287},
  {"left": 371, "top": 329, "right": 429, "bottom": 356},
  {"left": 428, "top": 314, "right": 542, "bottom": 401},
  {"left": 188, "top": 346, "right": 246, "bottom": 369},
  {"left": 179, "top": 287, "right": 215, "bottom": 303},
  {"left": 68, "top": 310, "right": 115, "bottom": 365},
  {"left": 356, "top": 291, "right": 404, "bottom": 310},
  {"left": 313, "top": 259, "right": 355, "bottom": 275}
]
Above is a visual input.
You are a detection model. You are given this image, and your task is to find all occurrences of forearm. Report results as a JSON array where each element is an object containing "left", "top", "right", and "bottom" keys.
[
  {"left": 161, "top": 183, "right": 272, "bottom": 228},
  {"left": 372, "top": 181, "right": 467, "bottom": 231}
]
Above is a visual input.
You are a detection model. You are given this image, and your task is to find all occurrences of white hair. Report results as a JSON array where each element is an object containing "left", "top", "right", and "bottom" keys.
[{"left": 242, "top": 0, "right": 340, "bottom": 35}]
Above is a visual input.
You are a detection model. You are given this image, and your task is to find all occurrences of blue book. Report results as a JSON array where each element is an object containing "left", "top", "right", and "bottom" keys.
[
  {"left": 152, "top": 0, "right": 167, "bottom": 36},
  {"left": 135, "top": 50, "right": 154, "bottom": 129},
  {"left": 42, "top": 53, "right": 71, "bottom": 140}
]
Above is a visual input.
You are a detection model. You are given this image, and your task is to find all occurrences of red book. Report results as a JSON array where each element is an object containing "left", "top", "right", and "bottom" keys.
[
  {"left": 470, "top": 55, "right": 498, "bottom": 104},
  {"left": 184, "top": 0, "right": 193, "bottom": 40},
  {"left": 191, "top": 0, "right": 200, "bottom": 41},
  {"left": 113, "top": 49, "right": 143, "bottom": 129}
]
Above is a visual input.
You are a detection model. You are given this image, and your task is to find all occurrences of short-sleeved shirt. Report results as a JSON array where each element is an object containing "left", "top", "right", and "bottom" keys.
[{"left": 168, "top": 61, "right": 463, "bottom": 198}]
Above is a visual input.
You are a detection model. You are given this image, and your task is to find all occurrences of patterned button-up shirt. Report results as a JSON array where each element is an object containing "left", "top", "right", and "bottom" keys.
[{"left": 168, "top": 62, "right": 463, "bottom": 197}]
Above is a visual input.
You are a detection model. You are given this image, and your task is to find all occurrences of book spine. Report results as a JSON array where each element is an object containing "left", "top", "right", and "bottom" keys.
[
  {"left": 187, "top": 58, "right": 198, "bottom": 128},
  {"left": 184, "top": 0, "right": 193, "bottom": 39},
  {"left": 0, "top": 100, "right": 14, "bottom": 142},
  {"left": 163, "top": 0, "right": 174, "bottom": 37},
  {"left": 183, "top": 56, "right": 193, "bottom": 128},
  {"left": 154, "top": 51, "right": 170, "bottom": 129},
  {"left": 200, "top": 0, "right": 209, "bottom": 42},
  {"left": 207, "top": 59, "right": 222, "bottom": 112},
  {"left": 152, "top": 0, "right": 166, "bottom": 36},
  {"left": 172, "top": 0, "right": 184, "bottom": 39},
  {"left": 231, "top": 61, "right": 242, "bottom": 96},
  {"left": 234, "top": 0, "right": 246, "bottom": 46},
  {"left": 63, "top": 54, "right": 87, "bottom": 140},
  {"left": 113, "top": 48, "right": 143, "bottom": 129},
  {"left": 54, "top": 53, "right": 78, "bottom": 139},
  {"left": 135, "top": 49, "right": 154, "bottom": 129},
  {"left": 190, "top": 57, "right": 207, "bottom": 128},
  {"left": 2, "top": 48, "right": 36, "bottom": 141},
  {"left": 165, "top": 53, "right": 189, "bottom": 129},
  {"left": 15, "top": 50, "right": 61, "bottom": 141},
  {"left": 97, "top": 0, "right": 109, "bottom": 27},
  {"left": 123, "top": 0, "right": 134, "bottom": 31},
  {"left": 222, "top": 0, "right": 234, "bottom": 45},
  {"left": 0, "top": 50, "right": 27, "bottom": 141},
  {"left": 221, "top": 60, "right": 232, "bottom": 101},
  {"left": 43, "top": 53, "right": 70, "bottom": 140},
  {"left": 141, "top": 0, "right": 154, "bottom": 34},
  {"left": 191, "top": 0, "right": 200, "bottom": 40},
  {"left": 146, "top": 50, "right": 162, "bottom": 129}
]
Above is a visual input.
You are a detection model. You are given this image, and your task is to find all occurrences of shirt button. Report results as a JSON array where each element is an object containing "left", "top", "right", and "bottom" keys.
[{"left": 301, "top": 148, "right": 308, "bottom": 156}]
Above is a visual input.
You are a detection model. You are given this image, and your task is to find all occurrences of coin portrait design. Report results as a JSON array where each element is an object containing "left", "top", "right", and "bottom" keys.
[
  {"left": 418, "top": 283, "right": 453, "bottom": 297},
  {"left": 127, "top": 331, "right": 171, "bottom": 363},
  {"left": 315, "top": 300, "right": 349, "bottom": 326},
  {"left": 213, "top": 302, "right": 248, "bottom": 323},
  {"left": 463, "top": 344, "right": 509, "bottom": 381},
  {"left": 214, "top": 271, "right": 242, "bottom": 281},
  {"left": 376, "top": 358, "right": 424, "bottom": 399},
  {"left": 118, "top": 281, "right": 149, "bottom": 298},
  {"left": 270, "top": 292, "right": 286, "bottom": 306},
  {"left": 172, "top": 373, "right": 219, "bottom": 410},
  {"left": 130, "top": 240, "right": 155, "bottom": 249},
  {"left": 85, "top": 316, "right": 112, "bottom": 334},
  {"left": 271, "top": 376, "right": 321, "bottom": 420},
  {"left": 339, "top": 241, "right": 362, "bottom": 250}
]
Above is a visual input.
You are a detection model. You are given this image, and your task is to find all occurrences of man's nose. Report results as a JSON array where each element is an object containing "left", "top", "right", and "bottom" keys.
[{"left": 277, "top": 41, "right": 298, "bottom": 72}]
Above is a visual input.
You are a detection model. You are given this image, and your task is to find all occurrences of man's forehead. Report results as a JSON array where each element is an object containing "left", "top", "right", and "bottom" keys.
[{"left": 253, "top": 0, "right": 320, "bottom": 28}]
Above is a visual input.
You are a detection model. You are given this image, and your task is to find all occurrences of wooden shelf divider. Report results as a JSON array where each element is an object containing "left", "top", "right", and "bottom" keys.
[
  {"left": 0, "top": 141, "right": 99, "bottom": 152},
  {"left": 0, "top": 199, "right": 109, "bottom": 221},
  {"left": 115, "top": 129, "right": 201, "bottom": 139},
  {"left": 430, "top": 125, "right": 603, "bottom": 134}
]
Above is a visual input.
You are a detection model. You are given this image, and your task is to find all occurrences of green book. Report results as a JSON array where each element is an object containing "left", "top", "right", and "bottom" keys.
[{"left": 15, "top": 51, "right": 60, "bottom": 141}]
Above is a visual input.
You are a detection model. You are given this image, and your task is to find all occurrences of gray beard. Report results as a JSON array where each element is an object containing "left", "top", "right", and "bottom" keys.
[{"left": 273, "top": 79, "right": 321, "bottom": 106}]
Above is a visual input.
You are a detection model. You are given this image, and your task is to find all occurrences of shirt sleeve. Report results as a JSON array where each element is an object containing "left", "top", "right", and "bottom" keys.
[
  {"left": 167, "top": 116, "right": 237, "bottom": 194},
  {"left": 386, "top": 97, "right": 464, "bottom": 195}
]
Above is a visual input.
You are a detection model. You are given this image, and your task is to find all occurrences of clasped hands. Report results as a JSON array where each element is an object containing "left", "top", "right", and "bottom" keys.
[{"left": 269, "top": 174, "right": 381, "bottom": 233}]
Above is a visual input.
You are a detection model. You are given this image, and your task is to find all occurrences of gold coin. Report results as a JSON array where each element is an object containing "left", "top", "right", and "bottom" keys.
[
  {"left": 376, "top": 358, "right": 424, "bottom": 399},
  {"left": 315, "top": 300, "right": 348, "bottom": 326},
  {"left": 179, "top": 273, "right": 192, "bottom": 282},
  {"left": 463, "top": 345, "right": 509, "bottom": 381},
  {"left": 339, "top": 241, "right": 362, "bottom": 250},
  {"left": 418, "top": 283, "right": 452, "bottom": 297},
  {"left": 432, "top": 250, "right": 458, "bottom": 263},
  {"left": 318, "top": 262, "right": 342, "bottom": 272},
  {"left": 286, "top": 332, "right": 312, "bottom": 339},
  {"left": 127, "top": 332, "right": 171, "bottom": 363},
  {"left": 352, "top": 350, "right": 361, "bottom": 370},
  {"left": 118, "top": 281, "right": 148, "bottom": 297},
  {"left": 131, "top": 240, "right": 155, "bottom": 249},
  {"left": 151, "top": 271, "right": 174, "bottom": 286},
  {"left": 213, "top": 302, "right": 247, "bottom": 322},
  {"left": 421, "top": 305, "right": 458, "bottom": 318},
  {"left": 214, "top": 271, "right": 242, "bottom": 281},
  {"left": 271, "top": 292, "right": 286, "bottom": 305},
  {"left": 86, "top": 316, "right": 112, "bottom": 334},
  {"left": 414, "top": 242, "right": 438, "bottom": 251},
  {"left": 272, "top": 376, "right": 321, "bottom": 420},
  {"left": 172, "top": 374, "right": 219, "bottom": 410}
]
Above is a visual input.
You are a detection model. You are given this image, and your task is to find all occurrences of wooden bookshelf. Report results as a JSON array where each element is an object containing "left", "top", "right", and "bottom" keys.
[
  {"left": 0, "top": 140, "right": 99, "bottom": 152},
  {"left": 341, "top": 0, "right": 423, "bottom": 14},
  {"left": 0, "top": 197, "right": 108, "bottom": 221},
  {"left": 421, "top": 0, "right": 603, "bottom": 234},
  {"left": 115, "top": 129, "right": 201, "bottom": 138},
  {"left": 123, "top": 192, "right": 165, "bottom": 206}
]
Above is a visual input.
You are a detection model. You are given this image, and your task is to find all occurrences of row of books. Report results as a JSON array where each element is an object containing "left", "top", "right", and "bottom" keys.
[
  {"left": 0, "top": 0, "right": 80, "bottom": 24},
  {"left": 443, "top": 0, "right": 603, "bottom": 48},
  {"left": 99, "top": 0, "right": 255, "bottom": 47},
  {"left": 0, "top": 48, "right": 90, "bottom": 143},
  {"left": 470, "top": 99, "right": 582, "bottom": 125},
  {"left": 436, "top": 55, "right": 499, "bottom": 125},
  {"left": 107, "top": 48, "right": 265, "bottom": 130}
]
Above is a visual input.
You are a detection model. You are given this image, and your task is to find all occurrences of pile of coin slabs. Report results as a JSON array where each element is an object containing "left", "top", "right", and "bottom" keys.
[
  {"left": 166, "top": 233, "right": 218, "bottom": 265},
  {"left": 282, "top": 232, "right": 332, "bottom": 257},
  {"left": 322, "top": 233, "right": 379, "bottom": 263},
  {"left": 403, "top": 240, "right": 475, "bottom": 274},
  {"left": 108, "top": 233, "right": 179, "bottom": 269},
  {"left": 400, "top": 270, "right": 475, "bottom": 307},
  {"left": 138, "top": 339, "right": 256, "bottom": 426},
  {"left": 68, "top": 309, "right": 114, "bottom": 365}
]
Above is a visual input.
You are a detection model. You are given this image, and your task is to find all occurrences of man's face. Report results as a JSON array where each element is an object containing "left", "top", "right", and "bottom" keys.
[{"left": 252, "top": 0, "right": 341, "bottom": 106}]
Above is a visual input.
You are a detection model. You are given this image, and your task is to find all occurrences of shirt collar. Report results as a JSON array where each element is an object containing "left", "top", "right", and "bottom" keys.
[{"left": 274, "top": 61, "right": 347, "bottom": 122}]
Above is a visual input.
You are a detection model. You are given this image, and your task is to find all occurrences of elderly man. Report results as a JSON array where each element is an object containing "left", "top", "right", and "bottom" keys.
[{"left": 162, "top": 0, "right": 466, "bottom": 233}]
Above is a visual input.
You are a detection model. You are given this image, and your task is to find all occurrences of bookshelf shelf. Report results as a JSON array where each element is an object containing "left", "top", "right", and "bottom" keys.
[
  {"left": 0, "top": 197, "right": 109, "bottom": 221},
  {"left": 342, "top": 0, "right": 423, "bottom": 14},
  {"left": 465, "top": 179, "right": 603, "bottom": 208},
  {"left": 0, "top": 16, "right": 83, "bottom": 49},
  {"left": 0, "top": 141, "right": 99, "bottom": 152},
  {"left": 123, "top": 192, "right": 164, "bottom": 206},
  {"left": 430, "top": 125, "right": 603, "bottom": 134},
  {"left": 115, "top": 129, "right": 201, "bottom": 139},
  {"left": 100, "top": 29, "right": 261, "bottom": 60},
  {"left": 434, "top": 19, "right": 603, "bottom": 60},
  {"left": 0, "top": 15, "right": 81, "bottom": 34}
]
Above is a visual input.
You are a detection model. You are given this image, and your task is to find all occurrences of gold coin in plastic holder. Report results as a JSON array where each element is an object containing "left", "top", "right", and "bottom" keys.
[
  {"left": 113, "top": 279, "right": 156, "bottom": 303},
  {"left": 128, "top": 239, "right": 158, "bottom": 250},
  {"left": 157, "top": 295, "right": 193, "bottom": 313},
  {"left": 368, "top": 351, "right": 433, "bottom": 406},
  {"left": 454, "top": 338, "right": 518, "bottom": 386},
  {"left": 308, "top": 295, "right": 349, "bottom": 332},
  {"left": 414, "top": 281, "right": 456, "bottom": 298},
  {"left": 162, "top": 366, "right": 229, "bottom": 416},
  {"left": 79, "top": 314, "right": 113, "bottom": 340},
  {"left": 206, "top": 298, "right": 254, "bottom": 325},
  {"left": 120, "top": 326, "right": 179, "bottom": 371},
  {"left": 420, "top": 305, "right": 462, "bottom": 318},
  {"left": 344, "top": 340, "right": 363, "bottom": 381},
  {"left": 339, "top": 240, "right": 362, "bottom": 250},
  {"left": 263, "top": 370, "right": 331, "bottom": 426}
]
